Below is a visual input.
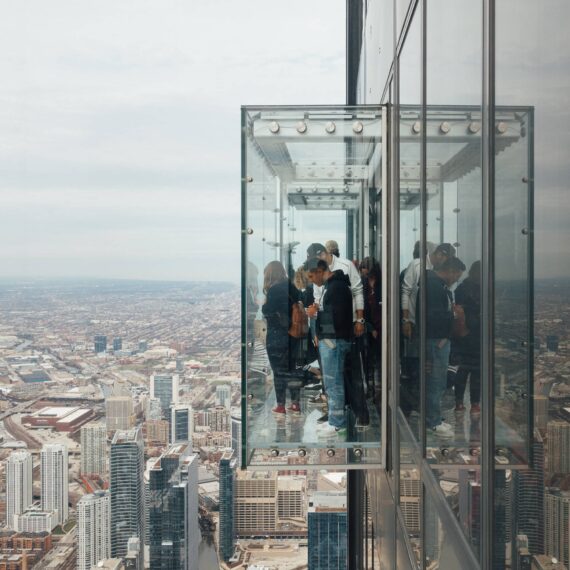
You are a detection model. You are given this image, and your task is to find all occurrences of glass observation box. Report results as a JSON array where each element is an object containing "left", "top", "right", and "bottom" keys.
[
  {"left": 241, "top": 104, "right": 534, "bottom": 471},
  {"left": 241, "top": 106, "right": 386, "bottom": 469}
]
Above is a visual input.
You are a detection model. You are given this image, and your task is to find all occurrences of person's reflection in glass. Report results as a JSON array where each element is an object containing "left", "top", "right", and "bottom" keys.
[
  {"left": 422, "top": 257, "right": 466, "bottom": 439},
  {"left": 360, "top": 257, "right": 382, "bottom": 406},
  {"left": 261, "top": 261, "right": 303, "bottom": 416},
  {"left": 452, "top": 261, "right": 481, "bottom": 415}
]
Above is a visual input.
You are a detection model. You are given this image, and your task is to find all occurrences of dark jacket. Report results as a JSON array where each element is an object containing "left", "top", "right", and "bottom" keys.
[
  {"left": 317, "top": 271, "right": 353, "bottom": 340},
  {"left": 363, "top": 276, "right": 381, "bottom": 334},
  {"left": 262, "top": 280, "right": 300, "bottom": 346},
  {"left": 420, "top": 270, "right": 453, "bottom": 339},
  {"left": 453, "top": 277, "right": 481, "bottom": 357}
]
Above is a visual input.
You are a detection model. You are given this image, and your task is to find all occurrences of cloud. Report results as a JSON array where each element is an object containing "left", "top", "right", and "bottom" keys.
[{"left": 0, "top": 0, "right": 346, "bottom": 281}]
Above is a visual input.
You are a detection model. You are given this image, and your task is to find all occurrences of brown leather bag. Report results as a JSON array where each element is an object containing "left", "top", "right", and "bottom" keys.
[{"left": 288, "top": 301, "right": 309, "bottom": 338}]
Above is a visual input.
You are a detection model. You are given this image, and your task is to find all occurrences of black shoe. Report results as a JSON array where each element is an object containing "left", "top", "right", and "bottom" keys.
[
  {"left": 317, "top": 413, "right": 329, "bottom": 424},
  {"left": 304, "top": 382, "right": 323, "bottom": 391}
]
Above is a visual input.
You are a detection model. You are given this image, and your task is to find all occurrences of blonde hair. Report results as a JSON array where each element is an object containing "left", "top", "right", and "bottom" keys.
[
  {"left": 263, "top": 261, "right": 287, "bottom": 294},
  {"left": 294, "top": 266, "right": 310, "bottom": 291}
]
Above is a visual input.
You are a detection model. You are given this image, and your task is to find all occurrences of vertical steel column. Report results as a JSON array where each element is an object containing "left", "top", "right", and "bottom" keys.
[
  {"left": 419, "top": 0, "right": 428, "bottom": 568},
  {"left": 348, "top": 471, "right": 365, "bottom": 570},
  {"left": 481, "top": 0, "right": 496, "bottom": 567}
]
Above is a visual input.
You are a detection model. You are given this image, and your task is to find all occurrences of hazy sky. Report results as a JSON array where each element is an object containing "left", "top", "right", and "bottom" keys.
[{"left": 0, "top": 1, "right": 345, "bottom": 282}]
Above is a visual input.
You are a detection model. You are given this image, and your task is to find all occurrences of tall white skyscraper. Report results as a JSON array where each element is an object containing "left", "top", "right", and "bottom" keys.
[
  {"left": 6, "top": 450, "right": 33, "bottom": 529},
  {"left": 110, "top": 428, "right": 144, "bottom": 568},
  {"left": 547, "top": 421, "right": 570, "bottom": 474},
  {"left": 81, "top": 423, "right": 107, "bottom": 476},
  {"left": 77, "top": 491, "right": 111, "bottom": 570},
  {"left": 41, "top": 443, "right": 69, "bottom": 526},
  {"left": 171, "top": 403, "right": 194, "bottom": 443},
  {"left": 216, "top": 385, "right": 231, "bottom": 410},
  {"left": 150, "top": 373, "right": 179, "bottom": 417}
]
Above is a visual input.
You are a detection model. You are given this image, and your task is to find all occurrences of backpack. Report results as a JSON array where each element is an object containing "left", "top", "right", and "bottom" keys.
[{"left": 288, "top": 301, "right": 309, "bottom": 338}]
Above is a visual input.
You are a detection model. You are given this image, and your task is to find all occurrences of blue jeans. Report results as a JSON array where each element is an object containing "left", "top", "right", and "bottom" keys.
[
  {"left": 319, "top": 338, "right": 350, "bottom": 428},
  {"left": 426, "top": 338, "right": 451, "bottom": 429}
]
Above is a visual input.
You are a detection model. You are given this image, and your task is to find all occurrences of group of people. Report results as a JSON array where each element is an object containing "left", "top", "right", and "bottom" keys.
[
  {"left": 261, "top": 240, "right": 379, "bottom": 438},
  {"left": 257, "top": 237, "right": 481, "bottom": 442},
  {"left": 400, "top": 241, "right": 481, "bottom": 439}
]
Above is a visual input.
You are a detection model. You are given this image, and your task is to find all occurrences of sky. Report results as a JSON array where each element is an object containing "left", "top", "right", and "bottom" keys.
[{"left": 0, "top": 1, "right": 346, "bottom": 282}]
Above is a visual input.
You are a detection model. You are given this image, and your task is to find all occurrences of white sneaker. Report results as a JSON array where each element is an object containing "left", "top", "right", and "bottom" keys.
[
  {"left": 316, "top": 423, "right": 347, "bottom": 438},
  {"left": 431, "top": 423, "right": 453, "bottom": 438}
]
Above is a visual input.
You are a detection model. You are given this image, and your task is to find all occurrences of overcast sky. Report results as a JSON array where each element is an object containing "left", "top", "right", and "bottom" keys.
[{"left": 0, "top": 1, "right": 345, "bottom": 282}]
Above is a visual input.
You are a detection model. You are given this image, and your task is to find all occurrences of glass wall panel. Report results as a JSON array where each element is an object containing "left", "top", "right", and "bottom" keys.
[
  {"left": 242, "top": 106, "right": 383, "bottom": 468},
  {"left": 363, "top": 0, "right": 394, "bottom": 103},
  {"left": 423, "top": 0, "right": 483, "bottom": 469},
  {"left": 398, "top": 6, "right": 421, "bottom": 444},
  {"left": 495, "top": 0, "right": 569, "bottom": 564}
]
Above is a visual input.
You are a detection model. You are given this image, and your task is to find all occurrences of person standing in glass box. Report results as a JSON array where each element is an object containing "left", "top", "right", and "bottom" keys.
[
  {"left": 306, "top": 257, "right": 353, "bottom": 437},
  {"left": 261, "top": 261, "right": 303, "bottom": 415}
]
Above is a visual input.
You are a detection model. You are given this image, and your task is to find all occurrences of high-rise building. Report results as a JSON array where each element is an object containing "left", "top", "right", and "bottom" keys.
[
  {"left": 77, "top": 491, "right": 111, "bottom": 570},
  {"left": 146, "top": 397, "right": 162, "bottom": 421},
  {"left": 148, "top": 444, "right": 199, "bottom": 570},
  {"left": 546, "top": 335, "right": 559, "bottom": 353},
  {"left": 532, "top": 554, "right": 568, "bottom": 570},
  {"left": 112, "top": 337, "right": 122, "bottom": 352},
  {"left": 81, "top": 423, "right": 107, "bottom": 477},
  {"left": 277, "top": 476, "right": 306, "bottom": 521},
  {"left": 215, "top": 385, "right": 231, "bottom": 410},
  {"left": 208, "top": 405, "right": 229, "bottom": 432},
  {"left": 40, "top": 443, "right": 68, "bottom": 526},
  {"left": 512, "top": 431, "right": 545, "bottom": 555},
  {"left": 170, "top": 403, "right": 193, "bottom": 443},
  {"left": 5, "top": 450, "right": 33, "bottom": 529},
  {"left": 234, "top": 471, "right": 277, "bottom": 536},
  {"left": 106, "top": 396, "right": 135, "bottom": 432},
  {"left": 547, "top": 421, "right": 570, "bottom": 474},
  {"left": 143, "top": 419, "right": 169, "bottom": 447},
  {"left": 513, "top": 535, "right": 532, "bottom": 570},
  {"left": 13, "top": 503, "right": 56, "bottom": 533},
  {"left": 138, "top": 340, "right": 148, "bottom": 353},
  {"left": 94, "top": 335, "right": 107, "bottom": 353},
  {"left": 400, "top": 469, "right": 421, "bottom": 534},
  {"left": 150, "top": 374, "right": 179, "bottom": 417},
  {"left": 110, "top": 429, "right": 144, "bottom": 567},
  {"left": 230, "top": 409, "right": 242, "bottom": 468},
  {"left": 307, "top": 492, "right": 347, "bottom": 570},
  {"left": 544, "top": 489, "right": 570, "bottom": 569},
  {"left": 218, "top": 451, "right": 236, "bottom": 562}
]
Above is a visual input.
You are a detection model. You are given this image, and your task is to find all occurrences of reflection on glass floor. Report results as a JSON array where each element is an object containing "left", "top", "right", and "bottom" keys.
[
  {"left": 408, "top": 385, "right": 527, "bottom": 465},
  {"left": 247, "top": 342, "right": 381, "bottom": 452},
  {"left": 248, "top": 387, "right": 381, "bottom": 450}
]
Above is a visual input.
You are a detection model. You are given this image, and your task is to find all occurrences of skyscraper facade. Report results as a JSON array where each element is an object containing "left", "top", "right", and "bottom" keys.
[
  {"left": 544, "top": 490, "right": 570, "bottom": 569},
  {"left": 170, "top": 403, "right": 193, "bottom": 444},
  {"left": 218, "top": 450, "right": 236, "bottom": 562},
  {"left": 215, "top": 385, "right": 231, "bottom": 410},
  {"left": 112, "top": 337, "right": 122, "bottom": 351},
  {"left": 307, "top": 492, "right": 348, "bottom": 570},
  {"left": 77, "top": 491, "right": 111, "bottom": 570},
  {"left": 40, "top": 443, "right": 68, "bottom": 526},
  {"left": 110, "top": 428, "right": 144, "bottom": 567},
  {"left": 512, "top": 431, "right": 545, "bottom": 555},
  {"left": 150, "top": 373, "right": 179, "bottom": 417},
  {"left": 148, "top": 444, "right": 199, "bottom": 570},
  {"left": 94, "top": 335, "right": 107, "bottom": 353},
  {"left": 547, "top": 421, "right": 570, "bottom": 474},
  {"left": 81, "top": 422, "right": 107, "bottom": 476},
  {"left": 5, "top": 450, "right": 33, "bottom": 530},
  {"left": 106, "top": 396, "right": 135, "bottom": 432}
]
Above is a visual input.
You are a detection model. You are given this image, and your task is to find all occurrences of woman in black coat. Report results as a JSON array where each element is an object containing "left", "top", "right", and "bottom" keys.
[{"left": 262, "top": 261, "right": 302, "bottom": 415}]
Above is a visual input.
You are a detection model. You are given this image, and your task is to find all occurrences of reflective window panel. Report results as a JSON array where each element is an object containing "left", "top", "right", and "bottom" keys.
[{"left": 242, "top": 106, "right": 383, "bottom": 468}]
